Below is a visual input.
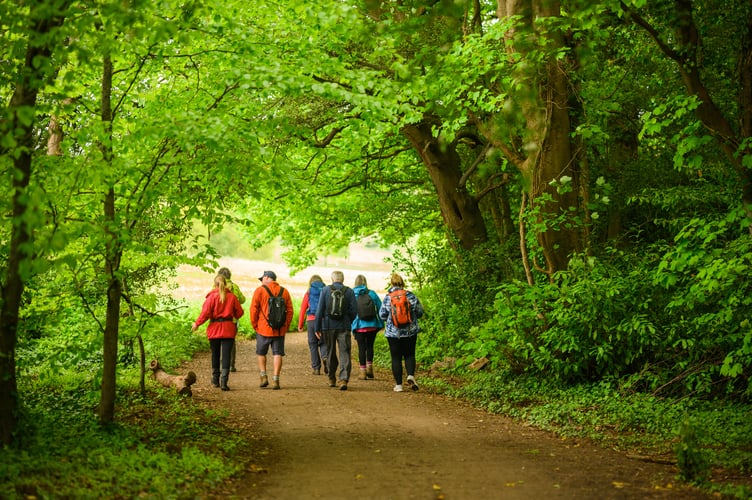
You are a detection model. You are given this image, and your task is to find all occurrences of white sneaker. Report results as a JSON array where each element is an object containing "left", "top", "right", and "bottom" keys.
[
  {"left": 393, "top": 384, "right": 403, "bottom": 392},
  {"left": 407, "top": 376, "right": 419, "bottom": 391}
]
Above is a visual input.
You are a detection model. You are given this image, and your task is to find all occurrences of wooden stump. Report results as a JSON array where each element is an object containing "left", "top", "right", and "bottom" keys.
[{"left": 149, "top": 360, "right": 196, "bottom": 397}]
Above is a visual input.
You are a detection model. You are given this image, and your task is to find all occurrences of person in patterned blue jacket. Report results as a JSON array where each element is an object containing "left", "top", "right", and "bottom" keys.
[{"left": 378, "top": 272, "right": 425, "bottom": 393}]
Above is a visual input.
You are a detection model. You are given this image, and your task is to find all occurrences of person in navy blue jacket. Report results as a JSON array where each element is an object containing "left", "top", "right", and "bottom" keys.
[
  {"left": 351, "top": 274, "right": 384, "bottom": 380},
  {"left": 314, "top": 270, "right": 357, "bottom": 390}
]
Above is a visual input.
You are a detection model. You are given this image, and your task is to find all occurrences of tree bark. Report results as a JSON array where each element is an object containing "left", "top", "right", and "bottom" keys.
[
  {"left": 496, "top": 0, "right": 582, "bottom": 276},
  {"left": 402, "top": 119, "right": 488, "bottom": 250},
  {"left": 97, "top": 53, "right": 123, "bottom": 425},
  {"left": 0, "top": 7, "right": 66, "bottom": 447}
]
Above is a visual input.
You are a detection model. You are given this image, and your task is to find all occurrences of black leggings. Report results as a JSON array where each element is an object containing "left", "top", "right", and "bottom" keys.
[
  {"left": 386, "top": 336, "right": 417, "bottom": 385},
  {"left": 210, "top": 338, "right": 235, "bottom": 372},
  {"left": 353, "top": 329, "right": 378, "bottom": 366}
]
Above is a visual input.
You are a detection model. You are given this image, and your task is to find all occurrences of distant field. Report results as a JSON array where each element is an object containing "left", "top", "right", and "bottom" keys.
[{"left": 171, "top": 244, "right": 393, "bottom": 303}]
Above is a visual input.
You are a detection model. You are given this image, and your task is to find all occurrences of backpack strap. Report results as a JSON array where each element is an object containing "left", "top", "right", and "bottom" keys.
[{"left": 263, "top": 284, "right": 285, "bottom": 297}]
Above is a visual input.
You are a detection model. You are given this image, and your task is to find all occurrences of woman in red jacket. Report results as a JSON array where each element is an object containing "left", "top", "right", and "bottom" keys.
[{"left": 192, "top": 274, "right": 244, "bottom": 391}]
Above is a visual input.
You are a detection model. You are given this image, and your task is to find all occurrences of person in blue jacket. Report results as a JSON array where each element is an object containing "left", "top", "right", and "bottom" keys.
[
  {"left": 379, "top": 272, "right": 424, "bottom": 393},
  {"left": 351, "top": 274, "right": 384, "bottom": 380},
  {"left": 314, "top": 270, "right": 357, "bottom": 391}
]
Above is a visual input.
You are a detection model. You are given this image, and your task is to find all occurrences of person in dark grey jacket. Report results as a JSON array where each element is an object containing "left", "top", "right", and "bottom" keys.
[{"left": 314, "top": 270, "right": 357, "bottom": 390}]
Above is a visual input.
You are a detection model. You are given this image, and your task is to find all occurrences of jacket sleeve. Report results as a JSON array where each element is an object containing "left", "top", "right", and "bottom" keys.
[
  {"left": 346, "top": 287, "right": 358, "bottom": 326},
  {"left": 231, "top": 282, "right": 246, "bottom": 304},
  {"left": 233, "top": 295, "right": 244, "bottom": 320},
  {"left": 371, "top": 290, "right": 385, "bottom": 328},
  {"left": 194, "top": 294, "right": 214, "bottom": 328},
  {"left": 250, "top": 288, "right": 262, "bottom": 332},
  {"left": 284, "top": 288, "right": 294, "bottom": 332},
  {"left": 298, "top": 292, "right": 309, "bottom": 330},
  {"left": 314, "top": 288, "right": 328, "bottom": 332},
  {"left": 378, "top": 293, "right": 390, "bottom": 321},
  {"left": 409, "top": 291, "right": 425, "bottom": 319}
]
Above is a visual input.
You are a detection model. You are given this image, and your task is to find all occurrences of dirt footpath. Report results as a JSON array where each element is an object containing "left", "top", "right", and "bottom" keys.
[{"left": 181, "top": 332, "right": 708, "bottom": 500}]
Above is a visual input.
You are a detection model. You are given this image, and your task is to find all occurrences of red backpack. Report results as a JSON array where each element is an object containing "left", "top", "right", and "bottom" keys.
[{"left": 388, "top": 289, "right": 413, "bottom": 327}]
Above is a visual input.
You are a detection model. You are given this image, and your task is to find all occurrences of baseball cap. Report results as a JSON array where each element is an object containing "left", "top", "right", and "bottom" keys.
[{"left": 258, "top": 270, "right": 277, "bottom": 281}]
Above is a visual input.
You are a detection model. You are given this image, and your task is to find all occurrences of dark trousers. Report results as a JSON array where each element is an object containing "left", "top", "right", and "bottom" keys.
[
  {"left": 308, "top": 321, "right": 328, "bottom": 370},
  {"left": 386, "top": 336, "right": 417, "bottom": 385},
  {"left": 353, "top": 330, "right": 377, "bottom": 366},
  {"left": 210, "top": 338, "right": 235, "bottom": 373},
  {"left": 323, "top": 329, "right": 352, "bottom": 382}
]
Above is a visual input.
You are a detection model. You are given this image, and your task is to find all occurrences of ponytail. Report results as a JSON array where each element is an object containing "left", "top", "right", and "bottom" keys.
[{"left": 214, "top": 274, "right": 227, "bottom": 303}]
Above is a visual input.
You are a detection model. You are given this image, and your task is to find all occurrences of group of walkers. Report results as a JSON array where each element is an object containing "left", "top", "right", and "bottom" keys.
[{"left": 192, "top": 268, "right": 424, "bottom": 393}]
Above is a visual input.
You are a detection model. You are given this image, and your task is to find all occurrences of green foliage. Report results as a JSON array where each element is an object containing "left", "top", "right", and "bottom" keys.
[
  {"left": 2, "top": 307, "right": 247, "bottom": 498},
  {"left": 477, "top": 253, "right": 662, "bottom": 382},
  {"left": 0, "top": 386, "right": 245, "bottom": 499},
  {"left": 675, "top": 419, "right": 710, "bottom": 484}
]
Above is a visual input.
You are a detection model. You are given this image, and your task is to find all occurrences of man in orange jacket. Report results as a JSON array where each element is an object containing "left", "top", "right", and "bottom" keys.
[{"left": 250, "top": 270, "right": 293, "bottom": 390}]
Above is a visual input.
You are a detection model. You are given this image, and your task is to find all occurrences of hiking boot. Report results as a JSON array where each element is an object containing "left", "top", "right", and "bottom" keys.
[
  {"left": 407, "top": 376, "right": 419, "bottom": 391},
  {"left": 272, "top": 379, "right": 280, "bottom": 390},
  {"left": 322, "top": 359, "right": 328, "bottom": 375},
  {"left": 358, "top": 368, "right": 367, "bottom": 380},
  {"left": 220, "top": 369, "right": 230, "bottom": 391},
  {"left": 328, "top": 378, "right": 337, "bottom": 387},
  {"left": 393, "top": 384, "right": 403, "bottom": 392},
  {"left": 211, "top": 370, "right": 220, "bottom": 388},
  {"left": 337, "top": 380, "right": 348, "bottom": 391},
  {"left": 312, "top": 368, "right": 321, "bottom": 375},
  {"left": 259, "top": 374, "right": 269, "bottom": 388},
  {"left": 366, "top": 364, "right": 374, "bottom": 379}
]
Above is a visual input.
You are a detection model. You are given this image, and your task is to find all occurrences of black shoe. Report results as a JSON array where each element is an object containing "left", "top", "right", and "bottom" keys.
[{"left": 322, "top": 359, "right": 328, "bottom": 375}]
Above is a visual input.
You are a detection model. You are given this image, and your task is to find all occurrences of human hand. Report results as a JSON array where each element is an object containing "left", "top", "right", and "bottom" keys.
[{"left": 191, "top": 324, "right": 197, "bottom": 332}]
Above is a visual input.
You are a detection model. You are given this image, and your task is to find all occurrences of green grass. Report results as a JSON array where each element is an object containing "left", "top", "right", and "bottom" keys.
[{"left": 0, "top": 385, "right": 250, "bottom": 499}]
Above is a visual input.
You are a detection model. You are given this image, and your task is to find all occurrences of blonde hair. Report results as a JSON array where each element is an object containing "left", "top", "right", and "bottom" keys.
[
  {"left": 390, "top": 273, "right": 404, "bottom": 288},
  {"left": 214, "top": 274, "right": 227, "bottom": 303},
  {"left": 354, "top": 274, "right": 367, "bottom": 287}
]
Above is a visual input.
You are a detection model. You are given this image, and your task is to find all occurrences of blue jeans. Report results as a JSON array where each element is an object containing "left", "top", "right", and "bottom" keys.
[
  {"left": 307, "top": 321, "right": 328, "bottom": 370},
  {"left": 323, "top": 329, "right": 351, "bottom": 382}
]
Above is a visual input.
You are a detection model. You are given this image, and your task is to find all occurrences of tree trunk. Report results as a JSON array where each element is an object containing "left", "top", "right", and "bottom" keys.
[
  {"left": 497, "top": 0, "right": 582, "bottom": 276},
  {"left": 0, "top": 8, "right": 66, "bottom": 446},
  {"left": 97, "top": 53, "right": 122, "bottom": 425},
  {"left": 402, "top": 119, "right": 488, "bottom": 250}
]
